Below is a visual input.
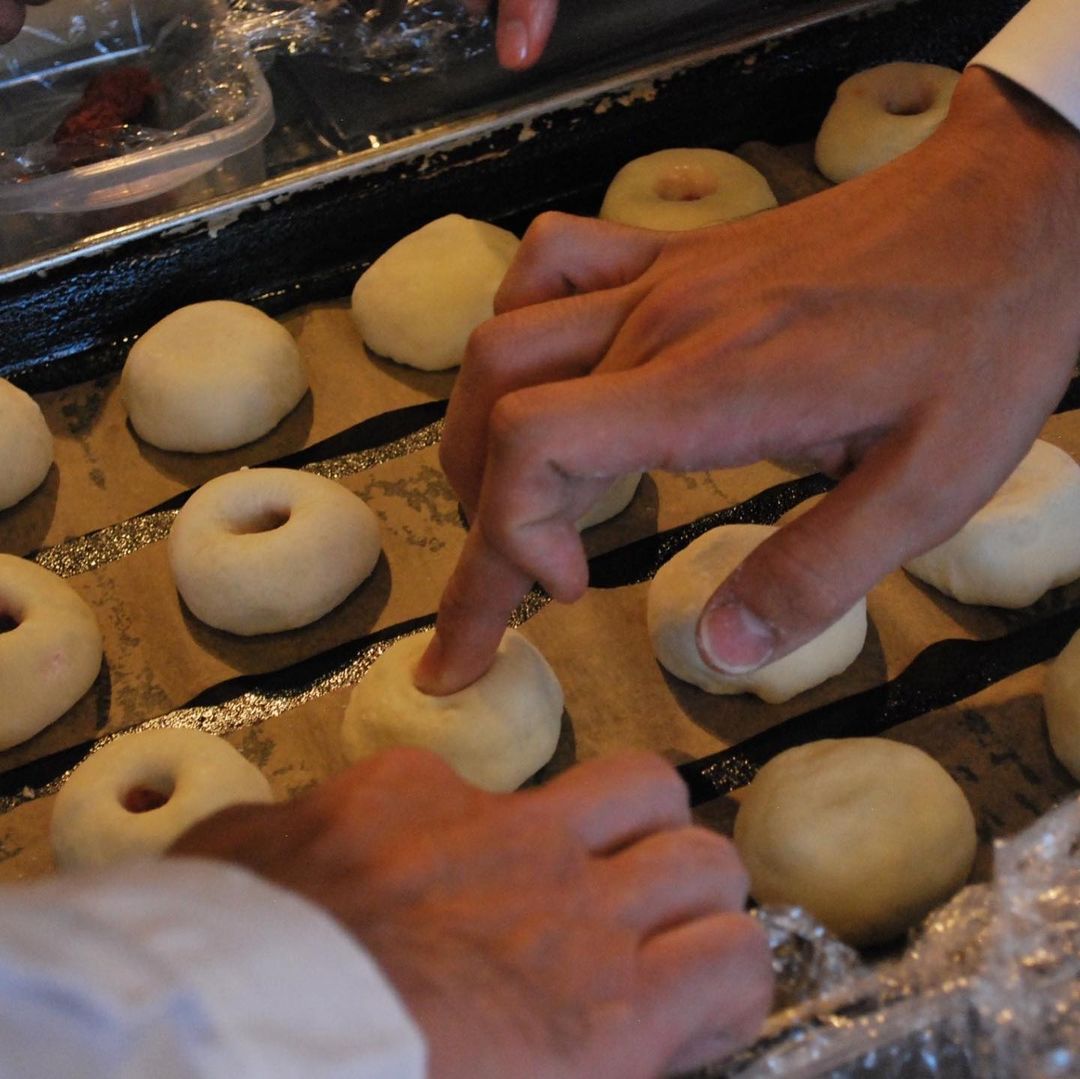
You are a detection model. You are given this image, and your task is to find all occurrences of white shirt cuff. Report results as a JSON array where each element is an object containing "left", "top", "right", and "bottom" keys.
[
  {"left": 970, "top": 0, "right": 1080, "bottom": 130},
  {"left": 0, "top": 858, "right": 427, "bottom": 1079}
]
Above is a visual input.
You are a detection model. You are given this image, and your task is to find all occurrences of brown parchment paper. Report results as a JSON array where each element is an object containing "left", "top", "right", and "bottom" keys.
[
  {"left": 1, "top": 144, "right": 1078, "bottom": 905},
  {"left": 0, "top": 303, "right": 456, "bottom": 555}
]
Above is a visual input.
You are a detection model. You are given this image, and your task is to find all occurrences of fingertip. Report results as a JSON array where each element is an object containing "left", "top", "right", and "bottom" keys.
[
  {"left": 495, "top": 0, "right": 557, "bottom": 70},
  {"left": 696, "top": 591, "right": 777, "bottom": 675}
]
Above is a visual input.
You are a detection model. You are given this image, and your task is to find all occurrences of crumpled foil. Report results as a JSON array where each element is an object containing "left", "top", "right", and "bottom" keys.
[
  {"left": 228, "top": 0, "right": 491, "bottom": 77},
  {"left": 708, "top": 795, "right": 1080, "bottom": 1078}
]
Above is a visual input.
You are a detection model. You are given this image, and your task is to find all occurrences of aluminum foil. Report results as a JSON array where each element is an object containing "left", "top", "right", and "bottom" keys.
[{"left": 710, "top": 795, "right": 1080, "bottom": 1078}]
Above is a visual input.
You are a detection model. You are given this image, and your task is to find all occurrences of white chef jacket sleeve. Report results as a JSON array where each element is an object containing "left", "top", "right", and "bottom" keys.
[
  {"left": 970, "top": 0, "right": 1080, "bottom": 130},
  {"left": 0, "top": 858, "right": 426, "bottom": 1079}
]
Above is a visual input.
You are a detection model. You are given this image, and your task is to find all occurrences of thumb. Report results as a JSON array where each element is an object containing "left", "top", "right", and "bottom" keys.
[{"left": 694, "top": 422, "right": 1001, "bottom": 673}]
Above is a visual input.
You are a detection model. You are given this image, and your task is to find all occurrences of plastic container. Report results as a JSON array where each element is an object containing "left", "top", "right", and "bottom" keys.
[{"left": 0, "top": 0, "right": 274, "bottom": 214}]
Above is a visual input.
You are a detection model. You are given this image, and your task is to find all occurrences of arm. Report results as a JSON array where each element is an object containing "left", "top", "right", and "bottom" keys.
[
  {"left": 417, "top": 47, "right": 1080, "bottom": 695},
  {"left": 1, "top": 750, "right": 771, "bottom": 1078}
]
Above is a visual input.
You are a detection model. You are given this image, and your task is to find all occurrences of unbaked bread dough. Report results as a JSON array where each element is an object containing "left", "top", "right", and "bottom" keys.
[
  {"left": 0, "top": 378, "right": 53, "bottom": 510},
  {"left": 734, "top": 738, "right": 977, "bottom": 947},
  {"left": 0, "top": 554, "right": 103, "bottom": 751},
  {"left": 351, "top": 214, "right": 520, "bottom": 371},
  {"left": 815, "top": 62, "right": 960, "bottom": 182},
  {"left": 600, "top": 148, "right": 777, "bottom": 231},
  {"left": 121, "top": 300, "right": 309, "bottom": 453},
  {"left": 647, "top": 524, "right": 867, "bottom": 703},
  {"left": 51, "top": 728, "right": 273, "bottom": 871},
  {"left": 904, "top": 440, "right": 1080, "bottom": 608},
  {"left": 341, "top": 628, "right": 563, "bottom": 792},
  {"left": 576, "top": 473, "right": 642, "bottom": 530},
  {"left": 168, "top": 467, "right": 382, "bottom": 636},
  {"left": 1044, "top": 628, "right": 1080, "bottom": 783}
]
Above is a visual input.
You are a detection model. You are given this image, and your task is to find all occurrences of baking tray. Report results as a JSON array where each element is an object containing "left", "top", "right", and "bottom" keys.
[{"left": 1, "top": 0, "right": 1075, "bottom": 925}]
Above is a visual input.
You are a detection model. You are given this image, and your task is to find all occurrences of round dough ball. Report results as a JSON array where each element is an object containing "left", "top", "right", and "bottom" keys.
[
  {"left": 734, "top": 738, "right": 976, "bottom": 947},
  {"left": 121, "top": 300, "right": 309, "bottom": 453},
  {"left": 576, "top": 473, "right": 642, "bottom": 530},
  {"left": 51, "top": 728, "right": 273, "bottom": 871},
  {"left": 168, "top": 467, "right": 382, "bottom": 636},
  {"left": 1044, "top": 628, "right": 1080, "bottom": 782},
  {"left": 0, "top": 554, "right": 102, "bottom": 751},
  {"left": 647, "top": 524, "right": 867, "bottom": 703},
  {"left": 600, "top": 148, "right": 777, "bottom": 231},
  {"left": 351, "top": 214, "right": 520, "bottom": 371},
  {"left": 904, "top": 440, "right": 1080, "bottom": 608},
  {"left": 342, "top": 628, "right": 563, "bottom": 792},
  {"left": 815, "top": 62, "right": 960, "bottom": 182},
  {"left": 0, "top": 378, "right": 53, "bottom": 510}
]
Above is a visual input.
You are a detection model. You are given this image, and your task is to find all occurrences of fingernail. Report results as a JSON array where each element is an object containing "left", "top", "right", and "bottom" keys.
[
  {"left": 497, "top": 18, "right": 529, "bottom": 67},
  {"left": 697, "top": 601, "right": 775, "bottom": 674}
]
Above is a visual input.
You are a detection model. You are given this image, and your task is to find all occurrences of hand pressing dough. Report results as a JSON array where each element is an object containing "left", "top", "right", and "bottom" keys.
[
  {"left": 600, "top": 148, "right": 776, "bottom": 231},
  {"left": 647, "top": 524, "right": 867, "bottom": 703},
  {"left": 351, "top": 214, "right": 520, "bottom": 371},
  {"left": 51, "top": 728, "right": 273, "bottom": 871},
  {"left": 341, "top": 628, "right": 563, "bottom": 792},
  {"left": 0, "top": 378, "right": 53, "bottom": 510},
  {"left": 904, "top": 440, "right": 1080, "bottom": 607},
  {"left": 121, "top": 300, "right": 309, "bottom": 453},
  {"left": 1044, "top": 628, "right": 1080, "bottom": 782},
  {"left": 815, "top": 62, "right": 960, "bottom": 182},
  {"left": 734, "top": 738, "right": 977, "bottom": 947}
]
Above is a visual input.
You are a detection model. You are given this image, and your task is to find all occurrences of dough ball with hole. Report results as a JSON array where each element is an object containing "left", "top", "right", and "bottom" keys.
[
  {"left": 647, "top": 524, "right": 867, "bottom": 703},
  {"left": 342, "top": 628, "right": 563, "bottom": 792},
  {"left": 904, "top": 440, "right": 1080, "bottom": 608},
  {"left": 121, "top": 300, "right": 308, "bottom": 453},
  {"left": 168, "top": 467, "right": 381, "bottom": 636},
  {"left": 815, "top": 62, "right": 960, "bottom": 182},
  {"left": 734, "top": 738, "right": 976, "bottom": 947},
  {"left": 0, "top": 379, "right": 54, "bottom": 510},
  {"left": 351, "top": 214, "right": 520, "bottom": 371},
  {"left": 51, "top": 728, "right": 273, "bottom": 871},
  {"left": 1044, "top": 628, "right": 1080, "bottom": 782},
  {"left": 600, "top": 148, "right": 776, "bottom": 231}
]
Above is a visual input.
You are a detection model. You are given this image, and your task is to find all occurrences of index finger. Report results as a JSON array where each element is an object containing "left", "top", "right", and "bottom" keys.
[{"left": 413, "top": 525, "right": 533, "bottom": 696}]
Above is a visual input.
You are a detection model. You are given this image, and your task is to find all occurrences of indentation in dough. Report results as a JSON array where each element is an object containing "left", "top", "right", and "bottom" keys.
[
  {"left": 229, "top": 506, "right": 292, "bottom": 535},
  {"left": 655, "top": 164, "right": 719, "bottom": 201},
  {"left": 122, "top": 777, "right": 175, "bottom": 814}
]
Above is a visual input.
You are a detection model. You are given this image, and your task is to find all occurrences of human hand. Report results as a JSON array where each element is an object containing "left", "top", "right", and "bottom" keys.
[
  {"left": 415, "top": 66, "right": 1080, "bottom": 696},
  {"left": 464, "top": 0, "right": 558, "bottom": 70},
  {"left": 0, "top": 0, "right": 48, "bottom": 43},
  {"left": 172, "top": 748, "right": 772, "bottom": 1078}
]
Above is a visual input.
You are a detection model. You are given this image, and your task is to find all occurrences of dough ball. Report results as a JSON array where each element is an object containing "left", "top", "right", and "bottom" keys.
[
  {"left": 734, "top": 738, "right": 977, "bottom": 946},
  {"left": 0, "top": 378, "right": 53, "bottom": 510},
  {"left": 51, "top": 728, "right": 273, "bottom": 871},
  {"left": 1044, "top": 628, "right": 1080, "bottom": 782},
  {"left": 576, "top": 473, "right": 642, "bottom": 530},
  {"left": 168, "top": 467, "right": 382, "bottom": 636},
  {"left": 600, "top": 148, "right": 777, "bottom": 231},
  {"left": 351, "top": 214, "right": 520, "bottom": 371},
  {"left": 342, "top": 628, "right": 563, "bottom": 792},
  {"left": 904, "top": 440, "right": 1080, "bottom": 607},
  {"left": 815, "top": 62, "right": 960, "bottom": 182},
  {"left": 647, "top": 524, "right": 867, "bottom": 703},
  {"left": 121, "top": 300, "right": 309, "bottom": 453},
  {"left": 0, "top": 554, "right": 103, "bottom": 751}
]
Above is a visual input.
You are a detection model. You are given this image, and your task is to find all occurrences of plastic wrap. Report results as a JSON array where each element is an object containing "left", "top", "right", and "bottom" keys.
[
  {"left": 229, "top": 1, "right": 491, "bottom": 77},
  {"left": 714, "top": 795, "right": 1080, "bottom": 1078},
  {"left": 0, "top": 0, "right": 485, "bottom": 210}
]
